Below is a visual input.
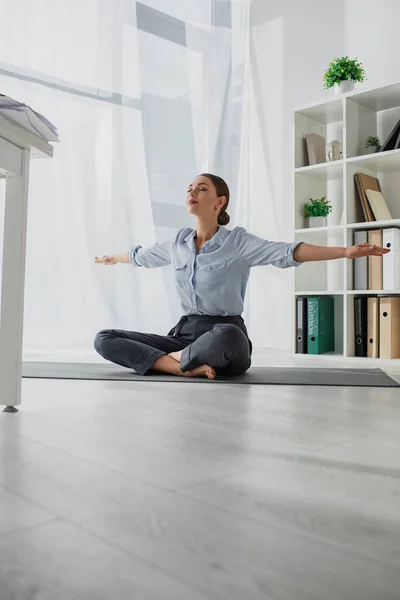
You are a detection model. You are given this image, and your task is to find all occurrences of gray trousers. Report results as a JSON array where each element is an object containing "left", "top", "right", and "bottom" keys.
[{"left": 94, "top": 314, "right": 252, "bottom": 376}]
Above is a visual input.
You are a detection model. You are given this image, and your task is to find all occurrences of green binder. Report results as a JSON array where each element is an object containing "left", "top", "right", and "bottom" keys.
[{"left": 307, "top": 297, "right": 335, "bottom": 354}]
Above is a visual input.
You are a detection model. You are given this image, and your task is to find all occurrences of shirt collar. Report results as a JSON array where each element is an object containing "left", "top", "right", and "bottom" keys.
[{"left": 184, "top": 226, "right": 229, "bottom": 247}]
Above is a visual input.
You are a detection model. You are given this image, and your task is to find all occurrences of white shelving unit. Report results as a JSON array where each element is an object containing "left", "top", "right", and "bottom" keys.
[{"left": 292, "top": 80, "right": 400, "bottom": 364}]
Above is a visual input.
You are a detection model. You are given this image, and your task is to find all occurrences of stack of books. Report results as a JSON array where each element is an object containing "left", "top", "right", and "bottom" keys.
[
  {"left": 354, "top": 296, "right": 400, "bottom": 358},
  {"left": 354, "top": 173, "right": 392, "bottom": 223},
  {"left": 296, "top": 296, "right": 335, "bottom": 355},
  {"left": 354, "top": 228, "right": 400, "bottom": 291}
]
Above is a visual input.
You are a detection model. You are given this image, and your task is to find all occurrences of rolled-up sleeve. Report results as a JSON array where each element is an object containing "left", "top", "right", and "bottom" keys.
[
  {"left": 235, "top": 227, "right": 304, "bottom": 268},
  {"left": 129, "top": 238, "right": 173, "bottom": 268}
]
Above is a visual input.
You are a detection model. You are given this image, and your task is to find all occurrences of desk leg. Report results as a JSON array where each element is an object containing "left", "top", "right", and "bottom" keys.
[{"left": 0, "top": 149, "right": 30, "bottom": 412}]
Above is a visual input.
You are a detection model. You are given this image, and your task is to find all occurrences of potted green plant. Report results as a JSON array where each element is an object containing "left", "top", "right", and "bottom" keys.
[
  {"left": 303, "top": 196, "right": 332, "bottom": 228},
  {"left": 365, "top": 136, "right": 381, "bottom": 154},
  {"left": 323, "top": 56, "right": 366, "bottom": 95}
]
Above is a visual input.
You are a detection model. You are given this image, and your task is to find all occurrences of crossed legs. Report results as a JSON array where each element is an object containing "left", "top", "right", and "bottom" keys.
[{"left": 94, "top": 323, "right": 251, "bottom": 378}]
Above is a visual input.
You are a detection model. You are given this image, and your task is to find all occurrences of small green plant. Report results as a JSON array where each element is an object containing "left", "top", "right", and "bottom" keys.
[
  {"left": 303, "top": 196, "right": 332, "bottom": 218},
  {"left": 365, "top": 136, "right": 381, "bottom": 149},
  {"left": 323, "top": 56, "right": 366, "bottom": 89}
]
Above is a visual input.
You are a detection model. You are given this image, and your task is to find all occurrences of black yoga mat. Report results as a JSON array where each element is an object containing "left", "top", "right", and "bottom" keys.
[{"left": 22, "top": 362, "right": 400, "bottom": 387}]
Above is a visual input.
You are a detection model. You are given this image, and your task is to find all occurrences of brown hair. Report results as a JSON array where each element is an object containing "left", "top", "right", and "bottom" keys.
[{"left": 199, "top": 173, "right": 230, "bottom": 226}]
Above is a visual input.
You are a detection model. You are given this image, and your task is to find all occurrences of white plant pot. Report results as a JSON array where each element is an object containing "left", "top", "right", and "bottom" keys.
[
  {"left": 365, "top": 146, "right": 379, "bottom": 154},
  {"left": 333, "top": 80, "right": 355, "bottom": 95},
  {"left": 306, "top": 216, "right": 326, "bottom": 228}
]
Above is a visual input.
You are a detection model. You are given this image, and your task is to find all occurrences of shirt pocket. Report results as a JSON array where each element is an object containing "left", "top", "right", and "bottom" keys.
[
  {"left": 197, "top": 259, "right": 226, "bottom": 272},
  {"left": 196, "top": 258, "right": 227, "bottom": 292},
  {"left": 173, "top": 258, "right": 189, "bottom": 285}
]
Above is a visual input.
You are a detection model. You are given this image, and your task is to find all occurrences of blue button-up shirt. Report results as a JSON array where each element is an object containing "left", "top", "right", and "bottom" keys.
[{"left": 129, "top": 226, "right": 303, "bottom": 316}]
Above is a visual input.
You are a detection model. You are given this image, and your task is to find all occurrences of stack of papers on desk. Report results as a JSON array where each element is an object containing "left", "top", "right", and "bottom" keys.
[{"left": 0, "top": 93, "right": 59, "bottom": 142}]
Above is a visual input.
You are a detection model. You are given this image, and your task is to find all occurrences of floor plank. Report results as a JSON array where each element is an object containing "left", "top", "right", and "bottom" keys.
[
  {"left": 1, "top": 366, "right": 400, "bottom": 600},
  {"left": 1, "top": 432, "right": 399, "bottom": 600},
  {"left": 0, "top": 487, "right": 53, "bottom": 535},
  {"left": 0, "top": 520, "right": 211, "bottom": 600},
  {"left": 179, "top": 464, "right": 400, "bottom": 568}
]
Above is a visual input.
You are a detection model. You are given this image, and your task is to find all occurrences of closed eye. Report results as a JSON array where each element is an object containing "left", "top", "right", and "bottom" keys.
[{"left": 187, "top": 185, "right": 209, "bottom": 192}]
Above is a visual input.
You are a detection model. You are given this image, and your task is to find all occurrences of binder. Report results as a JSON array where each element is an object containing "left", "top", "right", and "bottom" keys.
[
  {"left": 307, "top": 297, "right": 335, "bottom": 354},
  {"left": 368, "top": 229, "right": 383, "bottom": 290},
  {"left": 296, "top": 297, "right": 307, "bottom": 353},
  {"left": 379, "top": 297, "right": 400, "bottom": 359},
  {"left": 367, "top": 297, "right": 379, "bottom": 358},
  {"left": 353, "top": 230, "right": 368, "bottom": 290},
  {"left": 354, "top": 297, "right": 368, "bottom": 357},
  {"left": 382, "top": 228, "right": 400, "bottom": 290}
]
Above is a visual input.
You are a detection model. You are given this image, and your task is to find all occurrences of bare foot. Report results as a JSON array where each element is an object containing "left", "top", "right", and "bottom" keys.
[
  {"left": 152, "top": 355, "right": 216, "bottom": 379},
  {"left": 183, "top": 365, "right": 216, "bottom": 380},
  {"left": 169, "top": 350, "right": 182, "bottom": 363}
]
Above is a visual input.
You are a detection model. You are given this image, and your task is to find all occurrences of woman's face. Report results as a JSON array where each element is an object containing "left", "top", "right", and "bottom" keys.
[{"left": 186, "top": 176, "right": 226, "bottom": 221}]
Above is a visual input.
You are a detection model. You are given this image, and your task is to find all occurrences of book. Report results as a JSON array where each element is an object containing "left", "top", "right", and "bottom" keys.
[
  {"left": 380, "top": 118, "right": 400, "bottom": 152},
  {"left": 365, "top": 189, "right": 392, "bottom": 222},
  {"left": 354, "top": 174, "right": 368, "bottom": 222},
  {"left": 305, "top": 133, "right": 326, "bottom": 165},
  {"left": 395, "top": 129, "right": 400, "bottom": 150},
  {"left": 307, "top": 297, "right": 335, "bottom": 354},
  {"left": 354, "top": 173, "right": 375, "bottom": 222},
  {"left": 357, "top": 173, "right": 383, "bottom": 223}
]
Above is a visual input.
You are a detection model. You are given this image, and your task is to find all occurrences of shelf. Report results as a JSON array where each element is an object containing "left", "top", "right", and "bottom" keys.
[
  {"left": 347, "top": 290, "right": 400, "bottom": 295},
  {"left": 295, "top": 291, "right": 344, "bottom": 296},
  {"left": 295, "top": 98, "right": 343, "bottom": 125},
  {"left": 293, "top": 80, "right": 400, "bottom": 362},
  {"left": 294, "top": 353, "right": 400, "bottom": 365},
  {"left": 295, "top": 225, "right": 343, "bottom": 234},
  {"left": 294, "top": 351, "right": 344, "bottom": 359},
  {"left": 346, "top": 148, "right": 400, "bottom": 172},
  {"left": 293, "top": 80, "right": 400, "bottom": 115},
  {"left": 346, "top": 218, "right": 400, "bottom": 230},
  {"left": 295, "top": 160, "right": 343, "bottom": 178},
  {"left": 346, "top": 81, "right": 400, "bottom": 112}
]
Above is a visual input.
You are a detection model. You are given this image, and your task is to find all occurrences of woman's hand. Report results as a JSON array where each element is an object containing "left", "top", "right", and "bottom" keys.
[
  {"left": 293, "top": 241, "right": 390, "bottom": 263},
  {"left": 344, "top": 242, "right": 390, "bottom": 259},
  {"left": 94, "top": 255, "right": 118, "bottom": 265}
]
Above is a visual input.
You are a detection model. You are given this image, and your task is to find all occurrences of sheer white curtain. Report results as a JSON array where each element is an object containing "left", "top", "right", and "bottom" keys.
[{"left": 0, "top": 0, "right": 252, "bottom": 358}]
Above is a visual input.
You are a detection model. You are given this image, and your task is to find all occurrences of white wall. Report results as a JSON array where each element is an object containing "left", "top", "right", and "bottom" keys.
[
  {"left": 248, "top": 0, "right": 400, "bottom": 351},
  {"left": 345, "top": 0, "right": 400, "bottom": 88},
  {"left": 248, "top": 0, "right": 345, "bottom": 349}
]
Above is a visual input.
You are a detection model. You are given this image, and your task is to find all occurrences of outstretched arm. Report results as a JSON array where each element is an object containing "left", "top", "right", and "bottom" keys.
[
  {"left": 234, "top": 227, "right": 389, "bottom": 267},
  {"left": 95, "top": 253, "right": 130, "bottom": 265},
  {"left": 293, "top": 241, "right": 389, "bottom": 262},
  {"left": 95, "top": 238, "right": 173, "bottom": 267}
]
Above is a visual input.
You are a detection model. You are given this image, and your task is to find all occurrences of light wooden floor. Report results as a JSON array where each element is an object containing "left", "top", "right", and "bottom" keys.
[{"left": 1, "top": 351, "right": 400, "bottom": 600}]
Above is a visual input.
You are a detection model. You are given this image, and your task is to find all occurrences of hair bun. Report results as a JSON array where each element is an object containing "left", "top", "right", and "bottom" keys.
[{"left": 218, "top": 211, "right": 230, "bottom": 226}]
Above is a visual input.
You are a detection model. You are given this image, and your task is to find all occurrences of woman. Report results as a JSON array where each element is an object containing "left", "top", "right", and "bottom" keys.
[{"left": 94, "top": 173, "right": 388, "bottom": 379}]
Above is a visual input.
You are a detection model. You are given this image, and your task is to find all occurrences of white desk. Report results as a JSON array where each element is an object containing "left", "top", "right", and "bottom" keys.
[{"left": 0, "top": 114, "right": 54, "bottom": 412}]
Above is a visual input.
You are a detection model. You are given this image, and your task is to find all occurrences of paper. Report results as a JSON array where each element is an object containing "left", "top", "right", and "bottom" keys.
[{"left": 0, "top": 93, "right": 59, "bottom": 142}]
